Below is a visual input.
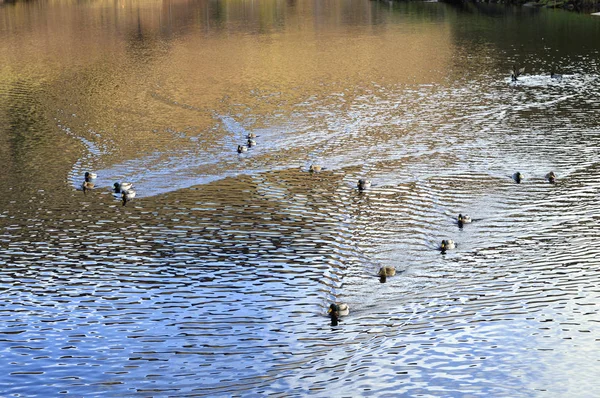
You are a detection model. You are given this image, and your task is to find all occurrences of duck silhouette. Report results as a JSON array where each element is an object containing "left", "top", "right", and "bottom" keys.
[{"left": 511, "top": 65, "right": 525, "bottom": 82}]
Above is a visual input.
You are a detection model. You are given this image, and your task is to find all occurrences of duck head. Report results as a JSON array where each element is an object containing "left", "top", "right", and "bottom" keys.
[
  {"left": 328, "top": 303, "right": 340, "bottom": 326},
  {"left": 513, "top": 172, "right": 522, "bottom": 183}
]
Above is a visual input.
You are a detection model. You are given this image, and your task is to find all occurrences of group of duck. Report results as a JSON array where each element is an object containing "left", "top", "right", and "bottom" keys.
[
  {"left": 510, "top": 65, "right": 563, "bottom": 82},
  {"left": 237, "top": 132, "right": 257, "bottom": 153},
  {"left": 327, "top": 169, "right": 558, "bottom": 326},
  {"left": 80, "top": 171, "right": 136, "bottom": 206}
]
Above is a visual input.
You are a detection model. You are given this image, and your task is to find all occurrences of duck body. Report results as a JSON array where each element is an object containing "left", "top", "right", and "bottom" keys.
[
  {"left": 511, "top": 66, "right": 525, "bottom": 82},
  {"left": 378, "top": 266, "right": 396, "bottom": 283},
  {"left": 545, "top": 171, "right": 556, "bottom": 184},
  {"left": 357, "top": 179, "right": 372, "bottom": 191},
  {"left": 122, "top": 189, "right": 136, "bottom": 206},
  {"left": 440, "top": 239, "right": 456, "bottom": 252},
  {"left": 82, "top": 173, "right": 95, "bottom": 194},
  {"left": 82, "top": 179, "right": 94, "bottom": 194},
  {"left": 458, "top": 214, "right": 472, "bottom": 226},
  {"left": 237, "top": 145, "right": 248, "bottom": 153},
  {"left": 247, "top": 139, "right": 256, "bottom": 147},
  {"left": 513, "top": 172, "right": 523, "bottom": 184},
  {"left": 551, "top": 72, "right": 563, "bottom": 81},
  {"left": 328, "top": 303, "right": 349, "bottom": 326},
  {"left": 247, "top": 132, "right": 257, "bottom": 139},
  {"left": 309, "top": 164, "right": 322, "bottom": 173},
  {"left": 113, "top": 182, "right": 133, "bottom": 193}
]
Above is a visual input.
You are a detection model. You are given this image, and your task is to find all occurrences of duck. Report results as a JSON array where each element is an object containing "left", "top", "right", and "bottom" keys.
[
  {"left": 357, "top": 179, "right": 372, "bottom": 191},
  {"left": 550, "top": 72, "right": 563, "bottom": 81},
  {"left": 113, "top": 182, "right": 133, "bottom": 193},
  {"left": 328, "top": 303, "right": 349, "bottom": 326},
  {"left": 510, "top": 65, "right": 525, "bottom": 82},
  {"left": 458, "top": 214, "right": 472, "bottom": 226},
  {"left": 247, "top": 132, "right": 257, "bottom": 139},
  {"left": 513, "top": 172, "right": 523, "bottom": 184},
  {"left": 545, "top": 171, "right": 556, "bottom": 184},
  {"left": 122, "top": 189, "right": 136, "bottom": 206},
  {"left": 85, "top": 172, "right": 97, "bottom": 180},
  {"left": 378, "top": 266, "right": 396, "bottom": 283},
  {"left": 247, "top": 139, "right": 256, "bottom": 147},
  {"left": 237, "top": 145, "right": 248, "bottom": 153},
  {"left": 309, "top": 164, "right": 322, "bottom": 173},
  {"left": 82, "top": 173, "right": 95, "bottom": 194},
  {"left": 440, "top": 239, "right": 456, "bottom": 252}
]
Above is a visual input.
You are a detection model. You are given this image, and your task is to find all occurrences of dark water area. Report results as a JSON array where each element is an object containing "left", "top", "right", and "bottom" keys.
[{"left": 1, "top": 0, "right": 600, "bottom": 396}]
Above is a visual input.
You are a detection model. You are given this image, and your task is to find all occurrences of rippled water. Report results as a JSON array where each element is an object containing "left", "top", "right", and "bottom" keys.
[{"left": 1, "top": 0, "right": 600, "bottom": 396}]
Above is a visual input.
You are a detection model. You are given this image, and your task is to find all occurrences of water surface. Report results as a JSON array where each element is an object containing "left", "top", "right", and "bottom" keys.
[{"left": 1, "top": 0, "right": 600, "bottom": 396}]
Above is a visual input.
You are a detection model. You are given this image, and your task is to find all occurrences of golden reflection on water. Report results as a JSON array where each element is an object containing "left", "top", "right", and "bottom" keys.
[{"left": 0, "top": 0, "right": 453, "bottom": 178}]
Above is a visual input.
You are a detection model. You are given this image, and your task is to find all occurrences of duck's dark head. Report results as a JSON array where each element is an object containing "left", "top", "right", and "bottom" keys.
[
  {"left": 514, "top": 172, "right": 522, "bottom": 183},
  {"left": 328, "top": 304, "right": 340, "bottom": 326}
]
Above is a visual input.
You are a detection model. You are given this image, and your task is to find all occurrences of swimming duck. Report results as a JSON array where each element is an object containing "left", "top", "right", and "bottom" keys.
[
  {"left": 511, "top": 65, "right": 525, "bottom": 82},
  {"left": 513, "top": 172, "right": 523, "bottom": 184},
  {"left": 309, "top": 164, "right": 322, "bottom": 173},
  {"left": 357, "top": 179, "right": 372, "bottom": 191},
  {"left": 378, "top": 266, "right": 396, "bottom": 283},
  {"left": 247, "top": 139, "right": 256, "bottom": 148},
  {"left": 82, "top": 173, "right": 95, "bottom": 194},
  {"left": 85, "top": 172, "right": 97, "bottom": 180},
  {"left": 550, "top": 72, "right": 563, "bottom": 81},
  {"left": 458, "top": 214, "right": 472, "bottom": 226},
  {"left": 440, "top": 239, "right": 456, "bottom": 252},
  {"left": 328, "top": 303, "right": 349, "bottom": 326},
  {"left": 545, "top": 171, "right": 556, "bottom": 184},
  {"left": 247, "top": 132, "right": 257, "bottom": 139},
  {"left": 113, "top": 182, "right": 133, "bottom": 193},
  {"left": 237, "top": 145, "right": 248, "bottom": 153},
  {"left": 122, "top": 189, "right": 136, "bottom": 206}
]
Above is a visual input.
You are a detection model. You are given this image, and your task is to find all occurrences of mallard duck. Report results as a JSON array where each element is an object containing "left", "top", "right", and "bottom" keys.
[
  {"left": 440, "top": 239, "right": 456, "bottom": 252},
  {"left": 378, "top": 266, "right": 396, "bottom": 283},
  {"left": 113, "top": 182, "right": 133, "bottom": 193},
  {"left": 247, "top": 132, "right": 257, "bottom": 139},
  {"left": 513, "top": 172, "right": 523, "bottom": 184},
  {"left": 511, "top": 65, "right": 525, "bottom": 82},
  {"left": 85, "top": 172, "right": 97, "bottom": 180},
  {"left": 122, "top": 189, "right": 136, "bottom": 206},
  {"left": 328, "top": 303, "right": 349, "bottom": 326},
  {"left": 247, "top": 139, "right": 256, "bottom": 147},
  {"left": 237, "top": 145, "right": 248, "bottom": 153},
  {"left": 545, "top": 171, "right": 556, "bottom": 184},
  {"left": 357, "top": 179, "right": 371, "bottom": 191},
  {"left": 309, "top": 164, "right": 322, "bottom": 173},
  {"left": 82, "top": 173, "right": 95, "bottom": 194},
  {"left": 458, "top": 214, "right": 472, "bottom": 226}
]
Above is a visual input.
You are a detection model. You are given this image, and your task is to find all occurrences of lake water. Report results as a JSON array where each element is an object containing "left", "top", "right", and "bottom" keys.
[{"left": 1, "top": 0, "right": 600, "bottom": 396}]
